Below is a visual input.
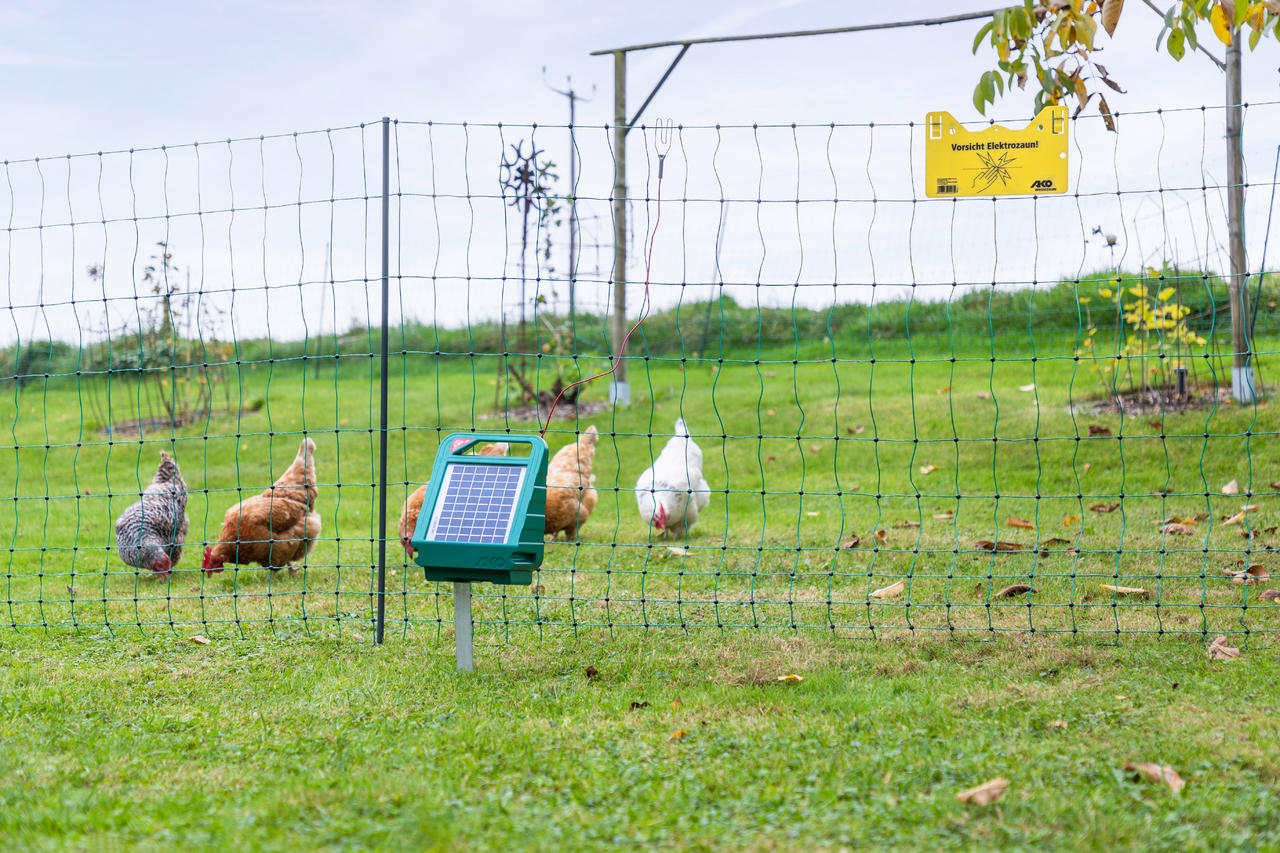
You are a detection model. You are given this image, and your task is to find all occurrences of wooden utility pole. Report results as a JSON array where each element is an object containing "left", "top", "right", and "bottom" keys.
[{"left": 1225, "top": 32, "right": 1254, "bottom": 402}]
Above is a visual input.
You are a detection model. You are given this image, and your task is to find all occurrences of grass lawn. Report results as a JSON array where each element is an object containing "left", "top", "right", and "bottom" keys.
[
  {"left": 2, "top": 291, "right": 1279, "bottom": 848},
  {"left": 1, "top": 629, "right": 1277, "bottom": 850}
]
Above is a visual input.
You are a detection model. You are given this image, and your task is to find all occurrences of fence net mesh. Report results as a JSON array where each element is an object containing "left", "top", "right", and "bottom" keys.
[{"left": 3, "top": 103, "right": 1279, "bottom": 642}]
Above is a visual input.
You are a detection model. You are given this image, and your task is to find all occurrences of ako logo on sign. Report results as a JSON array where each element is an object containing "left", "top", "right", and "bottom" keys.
[{"left": 924, "top": 106, "right": 1068, "bottom": 198}]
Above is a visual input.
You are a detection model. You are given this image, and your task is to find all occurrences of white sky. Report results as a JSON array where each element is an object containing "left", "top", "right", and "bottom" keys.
[{"left": 1, "top": 1, "right": 1278, "bottom": 346}]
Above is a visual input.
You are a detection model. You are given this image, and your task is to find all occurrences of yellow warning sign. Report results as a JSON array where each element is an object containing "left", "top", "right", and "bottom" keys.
[{"left": 924, "top": 106, "right": 1068, "bottom": 198}]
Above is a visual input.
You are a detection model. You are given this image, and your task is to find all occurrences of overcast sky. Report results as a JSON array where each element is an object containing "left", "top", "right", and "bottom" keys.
[{"left": 1, "top": 1, "right": 1278, "bottom": 346}]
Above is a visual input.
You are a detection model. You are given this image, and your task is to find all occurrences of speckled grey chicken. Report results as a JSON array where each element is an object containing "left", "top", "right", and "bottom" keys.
[{"left": 114, "top": 450, "right": 190, "bottom": 577}]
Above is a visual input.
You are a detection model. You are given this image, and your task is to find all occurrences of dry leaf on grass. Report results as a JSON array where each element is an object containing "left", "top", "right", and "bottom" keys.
[
  {"left": 1063, "top": 515, "right": 1081, "bottom": 526},
  {"left": 1208, "top": 635, "right": 1241, "bottom": 660},
  {"left": 806, "top": 511, "right": 820, "bottom": 517},
  {"left": 1158, "top": 515, "right": 1197, "bottom": 527},
  {"left": 855, "top": 424, "right": 866, "bottom": 434},
  {"left": 1229, "top": 564, "right": 1269, "bottom": 584},
  {"left": 189, "top": 635, "right": 211, "bottom": 645},
  {"left": 1270, "top": 480, "right": 1280, "bottom": 489},
  {"left": 1007, "top": 517, "right": 1036, "bottom": 530},
  {"left": 874, "top": 529, "right": 888, "bottom": 544},
  {"left": 1019, "top": 383, "right": 1036, "bottom": 392},
  {"left": 629, "top": 701, "right": 650, "bottom": 710},
  {"left": 1258, "top": 589, "right": 1280, "bottom": 601},
  {"left": 1222, "top": 479, "right": 1240, "bottom": 495},
  {"left": 1124, "top": 762, "right": 1185, "bottom": 793},
  {"left": 666, "top": 546, "right": 691, "bottom": 557},
  {"left": 1049, "top": 719, "right": 1068, "bottom": 731},
  {"left": 1043, "top": 537, "right": 1072, "bottom": 546},
  {"left": 669, "top": 729, "right": 687, "bottom": 741},
  {"left": 936, "top": 385, "right": 953, "bottom": 394},
  {"left": 977, "top": 391, "right": 992, "bottom": 399},
  {"left": 776, "top": 674, "right": 803, "bottom": 683},
  {"left": 1091, "top": 502, "right": 1121, "bottom": 513},
  {"left": 809, "top": 445, "right": 822, "bottom": 453},
  {"left": 1149, "top": 419, "right": 1163, "bottom": 430},
  {"left": 974, "top": 540, "right": 1024, "bottom": 552},
  {"left": 1083, "top": 463, "right": 1093, "bottom": 473},
  {"left": 839, "top": 536, "right": 860, "bottom": 549},
  {"left": 933, "top": 510, "right": 955, "bottom": 520},
  {"left": 671, "top": 698, "right": 682, "bottom": 709},
  {"left": 766, "top": 408, "right": 776, "bottom": 416},
  {"left": 996, "top": 584, "right": 1035, "bottom": 597},
  {"left": 893, "top": 519, "right": 921, "bottom": 528},
  {"left": 919, "top": 464, "right": 939, "bottom": 475},
  {"left": 1162, "top": 522, "right": 1197, "bottom": 536},
  {"left": 1089, "top": 424, "right": 1113, "bottom": 436},
  {"left": 1101, "top": 583, "right": 1147, "bottom": 595},
  {"left": 869, "top": 579, "right": 906, "bottom": 599},
  {"left": 1224, "top": 505, "right": 1260, "bottom": 526},
  {"left": 956, "top": 777, "right": 1009, "bottom": 806}
]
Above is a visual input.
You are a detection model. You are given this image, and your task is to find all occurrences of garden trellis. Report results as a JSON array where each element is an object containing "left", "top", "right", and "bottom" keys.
[{"left": 1, "top": 103, "right": 1279, "bottom": 643}]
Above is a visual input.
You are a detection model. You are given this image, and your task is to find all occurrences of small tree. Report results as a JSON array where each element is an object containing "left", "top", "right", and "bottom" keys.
[{"left": 971, "top": 0, "right": 1280, "bottom": 129}]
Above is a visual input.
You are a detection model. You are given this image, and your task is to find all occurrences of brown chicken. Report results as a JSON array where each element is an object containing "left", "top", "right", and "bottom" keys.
[
  {"left": 544, "top": 425, "right": 598, "bottom": 540},
  {"left": 203, "top": 437, "right": 321, "bottom": 573},
  {"left": 398, "top": 441, "right": 508, "bottom": 557}
]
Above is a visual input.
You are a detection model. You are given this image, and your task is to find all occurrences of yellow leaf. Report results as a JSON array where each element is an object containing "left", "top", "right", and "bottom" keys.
[
  {"left": 919, "top": 464, "right": 939, "bottom": 475},
  {"left": 1211, "top": 2, "right": 1233, "bottom": 44},
  {"left": 956, "top": 777, "right": 1009, "bottom": 806},
  {"left": 776, "top": 674, "right": 803, "bottom": 683},
  {"left": 1158, "top": 287, "right": 1176, "bottom": 300},
  {"left": 1063, "top": 514, "right": 1081, "bottom": 526},
  {"left": 1098, "top": 288, "right": 1112, "bottom": 298},
  {"left": 870, "top": 579, "right": 906, "bottom": 599},
  {"left": 1101, "top": 583, "right": 1147, "bottom": 595},
  {"left": 1007, "top": 517, "right": 1036, "bottom": 530},
  {"left": 1124, "top": 761, "right": 1185, "bottom": 792},
  {"left": 189, "top": 635, "right": 211, "bottom": 645},
  {"left": 666, "top": 546, "right": 691, "bottom": 557},
  {"left": 669, "top": 729, "right": 687, "bottom": 741}
]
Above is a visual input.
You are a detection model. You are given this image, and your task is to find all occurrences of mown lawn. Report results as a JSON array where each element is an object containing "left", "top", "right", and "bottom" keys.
[{"left": 1, "top": 629, "right": 1277, "bottom": 850}]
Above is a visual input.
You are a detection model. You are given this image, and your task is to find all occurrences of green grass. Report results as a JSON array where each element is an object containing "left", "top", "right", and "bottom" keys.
[
  {"left": 3, "top": 287, "right": 1280, "bottom": 848},
  {"left": 2, "top": 630, "right": 1278, "bottom": 850}
]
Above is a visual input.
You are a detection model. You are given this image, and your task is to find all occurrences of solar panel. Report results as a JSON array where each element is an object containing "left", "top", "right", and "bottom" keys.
[{"left": 425, "top": 462, "right": 527, "bottom": 544}]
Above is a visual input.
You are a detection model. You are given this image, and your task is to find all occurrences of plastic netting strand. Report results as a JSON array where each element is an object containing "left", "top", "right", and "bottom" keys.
[{"left": 1, "top": 105, "right": 1278, "bottom": 643}]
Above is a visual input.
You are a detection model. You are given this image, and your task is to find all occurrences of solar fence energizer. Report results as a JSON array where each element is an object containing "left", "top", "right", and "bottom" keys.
[{"left": 410, "top": 434, "right": 548, "bottom": 671}]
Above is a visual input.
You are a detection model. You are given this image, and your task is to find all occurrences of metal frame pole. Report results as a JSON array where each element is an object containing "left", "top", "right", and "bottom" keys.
[
  {"left": 610, "top": 49, "right": 630, "bottom": 406},
  {"left": 454, "top": 581, "right": 474, "bottom": 671},
  {"left": 375, "top": 116, "right": 391, "bottom": 643},
  {"left": 568, "top": 89, "right": 577, "bottom": 328},
  {"left": 1226, "top": 35, "right": 1254, "bottom": 402}
]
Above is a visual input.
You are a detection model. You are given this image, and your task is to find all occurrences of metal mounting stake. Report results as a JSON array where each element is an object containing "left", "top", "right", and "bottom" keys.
[{"left": 454, "top": 581, "right": 473, "bottom": 672}]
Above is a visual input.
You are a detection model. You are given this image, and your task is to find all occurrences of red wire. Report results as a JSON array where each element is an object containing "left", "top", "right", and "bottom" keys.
[{"left": 539, "top": 175, "right": 663, "bottom": 438}]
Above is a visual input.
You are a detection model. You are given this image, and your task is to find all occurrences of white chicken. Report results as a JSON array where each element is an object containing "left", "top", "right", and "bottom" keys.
[{"left": 635, "top": 417, "right": 711, "bottom": 538}]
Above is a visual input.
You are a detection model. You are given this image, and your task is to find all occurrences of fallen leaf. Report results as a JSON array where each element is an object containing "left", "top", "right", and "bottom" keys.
[
  {"left": 893, "top": 519, "right": 921, "bottom": 528},
  {"left": 806, "top": 511, "right": 820, "bottom": 518},
  {"left": 996, "top": 584, "right": 1035, "bottom": 597},
  {"left": 671, "top": 698, "right": 682, "bottom": 709},
  {"left": 1222, "top": 479, "right": 1240, "bottom": 495},
  {"left": 1208, "top": 635, "right": 1241, "bottom": 660},
  {"left": 1231, "top": 564, "right": 1269, "bottom": 584},
  {"left": 1149, "top": 419, "right": 1163, "bottom": 430},
  {"left": 766, "top": 408, "right": 776, "bottom": 416},
  {"left": 936, "top": 385, "right": 953, "bottom": 394},
  {"left": 1063, "top": 515, "right": 1081, "bottom": 526},
  {"left": 629, "top": 700, "right": 650, "bottom": 710},
  {"left": 933, "top": 510, "right": 955, "bottom": 520},
  {"left": 1090, "top": 503, "right": 1121, "bottom": 513},
  {"left": 855, "top": 424, "right": 866, "bottom": 434},
  {"left": 585, "top": 665, "right": 600, "bottom": 680},
  {"left": 839, "top": 536, "right": 861, "bottom": 549},
  {"left": 1083, "top": 463, "right": 1093, "bottom": 473},
  {"left": 189, "top": 635, "right": 211, "bottom": 645},
  {"left": 1043, "top": 537, "right": 1071, "bottom": 546},
  {"left": 776, "top": 674, "right": 803, "bottom": 683},
  {"left": 1007, "top": 517, "right": 1036, "bottom": 530},
  {"left": 874, "top": 529, "right": 888, "bottom": 544},
  {"left": 1049, "top": 719, "right": 1068, "bottom": 731},
  {"left": 870, "top": 579, "right": 906, "bottom": 599},
  {"left": 919, "top": 464, "right": 939, "bottom": 475},
  {"left": 956, "top": 777, "right": 1009, "bottom": 806},
  {"left": 666, "top": 546, "right": 690, "bottom": 557},
  {"left": 1271, "top": 481, "right": 1280, "bottom": 490},
  {"left": 809, "top": 445, "right": 822, "bottom": 453},
  {"left": 1158, "top": 515, "right": 1197, "bottom": 527},
  {"left": 974, "top": 540, "right": 1025, "bottom": 552},
  {"left": 1260, "top": 589, "right": 1280, "bottom": 601},
  {"left": 1161, "top": 522, "right": 1196, "bottom": 536},
  {"left": 1124, "top": 762, "right": 1185, "bottom": 793},
  {"left": 669, "top": 729, "right": 687, "bottom": 741},
  {"left": 1194, "top": 512, "right": 1211, "bottom": 521},
  {"left": 977, "top": 391, "right": 992, "bottom": 399},
  {"left": 767, "top": 455, "right": 776, "bottom": 463},
  {"left": 763, "top": 370, "right": 776, "bottom": 377},
  {"left": 534, "top": 584, "right": 545, "bottom": 595},
  {"left": 1224, "top": 505, "right": 1260, "bottom": 526},
  {"left": 1100, "top": 583, "right": 1146, "bottom": 595},
  {"left": 1089, "top": 424, "right": 1113, "bottom": 437},
  {"left": 1019, "top": 383, "right": 1036, "bottom": 392}
]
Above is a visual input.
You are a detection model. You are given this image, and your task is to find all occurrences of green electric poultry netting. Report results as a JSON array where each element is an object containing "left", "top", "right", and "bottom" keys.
[{"left": 2, "top": 104, "right": 1279, "bottom": 645}]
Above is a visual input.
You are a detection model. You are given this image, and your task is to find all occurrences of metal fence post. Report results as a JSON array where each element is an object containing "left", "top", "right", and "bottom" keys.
[{"left": 376, "top": 116, "right": 391, "bottom": 644}]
